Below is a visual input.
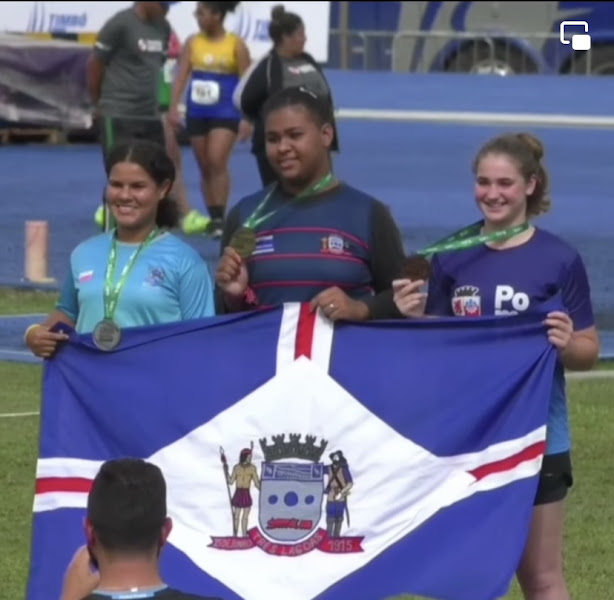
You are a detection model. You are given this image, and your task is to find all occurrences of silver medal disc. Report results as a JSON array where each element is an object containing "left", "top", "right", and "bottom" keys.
[{"left": 92, "top": 319, "right": 122, "bottom": 351}]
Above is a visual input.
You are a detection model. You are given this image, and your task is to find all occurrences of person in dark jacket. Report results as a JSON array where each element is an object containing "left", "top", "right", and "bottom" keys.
[{"left": 232, "top": 4, "right": 339, "bottom": 186}]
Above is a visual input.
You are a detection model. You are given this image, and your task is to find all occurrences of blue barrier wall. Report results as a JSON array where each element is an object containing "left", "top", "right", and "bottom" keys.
[
  {"left": 323, "top": 70, "right": 614, "bottom": 115},
  {"left": 1, "top": 72, "right": 612, "bottom": 360}
]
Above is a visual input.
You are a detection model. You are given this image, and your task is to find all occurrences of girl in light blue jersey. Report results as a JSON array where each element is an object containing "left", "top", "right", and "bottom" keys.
[{"left": 25, "top": 140, "right": 215, "bottom": 358}]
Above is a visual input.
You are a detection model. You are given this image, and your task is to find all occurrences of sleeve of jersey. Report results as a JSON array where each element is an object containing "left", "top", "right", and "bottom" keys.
[
  {"left": 178, "top": 251, "right": 216, "bottom": 320},
  {"left": 362, "top": 201, "right": 405, "bottom": 320},
  {"left": 93, "top": 14, "right": 124, "bottom": 64},
  {"left": 560, "top": 252, "right": 595, "bottom": 330},
  {"left": 55, "top": 262, "right": 79, "bottom": 321}
]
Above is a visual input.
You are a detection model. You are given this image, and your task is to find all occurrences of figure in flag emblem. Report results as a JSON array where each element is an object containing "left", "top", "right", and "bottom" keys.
[
  {"left": 220, "top": 443, "right": 261, "bottom": 538},
  {"left": 210, "top": 434, "right": 364, "bottom": 555},
  {"left": 325, "top": 450, "right": 353, "bottom": 538}
]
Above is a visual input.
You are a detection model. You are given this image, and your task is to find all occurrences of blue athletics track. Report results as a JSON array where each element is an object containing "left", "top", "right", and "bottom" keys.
[{"left": 1, "top": 72, "right": 613, "bottom": 363}]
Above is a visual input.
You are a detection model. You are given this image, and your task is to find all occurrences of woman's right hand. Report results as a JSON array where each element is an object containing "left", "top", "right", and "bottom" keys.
[
  {"left": 392, "top": 279, "right": 427, "bottom": 318},
  {"left": 25, "top": 324, "right": 69, "bottom": 358},
  {"left": 215, "top": 247, "right": 249, "bottom": 298}
]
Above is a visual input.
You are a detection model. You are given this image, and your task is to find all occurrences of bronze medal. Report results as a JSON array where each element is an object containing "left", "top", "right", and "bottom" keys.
[
  {"left": 400, "top": 255, "right": 431, "bottom": 281},
  {"left": 229, "top": 227, "right": 257, "bottom": 259}
]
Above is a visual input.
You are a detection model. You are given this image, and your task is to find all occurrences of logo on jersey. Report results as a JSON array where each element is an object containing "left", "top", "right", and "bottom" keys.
[
  {"left": 78, "top": 270, "right": 94, "bottom": 283},
  {"left": 145, "top": 267, "right": 166, "bottom": 287},
  {"left": 321, "top": 235, "right": 348, "bottom": 255},
  {"left": 137, "top": 39, "right": 164, "bottom": 53},
  {"left": 209, "top": 434, "right": 364, "bottom": 556},
  {"left": 494, "top": 285, "right": 530, "bottom": 315},
  {"left": 452, "top": 286, "right": 482, "bottom": 317}
]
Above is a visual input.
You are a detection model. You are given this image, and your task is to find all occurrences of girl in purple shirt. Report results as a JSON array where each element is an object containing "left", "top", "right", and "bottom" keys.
[{"left": 394, "top": 133, "right": 599, "bottom": 600}]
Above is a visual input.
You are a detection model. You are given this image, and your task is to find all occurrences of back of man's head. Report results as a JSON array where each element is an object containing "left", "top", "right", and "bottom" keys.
[{"left": 86, "top": 458, "right": 170, "bottom": 558}]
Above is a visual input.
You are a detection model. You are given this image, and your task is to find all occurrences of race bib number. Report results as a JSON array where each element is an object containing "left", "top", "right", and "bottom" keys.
[{"left": 190, "top": 80, "right": 220, "bottom": 105}]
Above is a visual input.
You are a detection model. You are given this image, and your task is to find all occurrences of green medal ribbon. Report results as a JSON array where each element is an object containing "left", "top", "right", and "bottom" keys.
[
  {"left": 230, "top": 172, "right": 335, "bottom": 258},
  {"left": 401, "top": 220, "right": 530, "bottom": 280},
  {"left": 416, "top": 220, "right": 530, "bottom": 257},
  {"left": 103, "top": 228, "right": 159, "bottom": 321}
]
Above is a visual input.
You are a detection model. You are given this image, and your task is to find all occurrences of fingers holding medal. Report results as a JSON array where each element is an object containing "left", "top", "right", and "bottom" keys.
[
  {"left": 229, "top": 227, "right": 257, "bottom": 260},
  {"left": 216, "top": 228, "right": 251, "bottom": 297}
]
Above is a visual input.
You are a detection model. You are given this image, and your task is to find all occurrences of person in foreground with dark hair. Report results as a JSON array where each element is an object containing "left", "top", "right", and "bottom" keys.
[
  {"left": 215, "top": 86, "right": 413, "bottom": 321},
  {"left": 60, "top": 458, "right": 223, "bottom": 600},
  {"left": 232, "top": 4, "right": 338, "bottom": 186},
  {"left": 24, "top": 140, "right": 215, "bottom": 358}
]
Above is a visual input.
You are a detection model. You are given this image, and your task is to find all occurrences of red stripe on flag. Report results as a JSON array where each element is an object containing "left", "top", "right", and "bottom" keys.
[
  {"left": 35, "top": 477, "right": 93, "bottom": 495},
  {"left": 469, "top": 441, "right": 546, "bottom": 481},
  {"left": 295, "top": 303, "right": 317, "bottom": 359}
]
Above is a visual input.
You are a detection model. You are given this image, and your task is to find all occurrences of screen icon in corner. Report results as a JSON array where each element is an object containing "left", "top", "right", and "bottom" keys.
[{"left": 560, "top": 21, "right": 591, "bottom": 51}]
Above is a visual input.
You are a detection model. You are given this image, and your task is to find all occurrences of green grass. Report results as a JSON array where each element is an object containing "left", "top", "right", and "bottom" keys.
[
  {"left": 0, "top": 288, "right": 58, "bottom": 314},
  {"left": 1, "top": 288, "right": 613, "bottom": 599}
]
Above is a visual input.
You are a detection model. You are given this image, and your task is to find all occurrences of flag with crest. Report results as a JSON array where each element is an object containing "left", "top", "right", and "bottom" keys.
[{"left": 26, "top": 298, "right": 560, "bottom": 600}]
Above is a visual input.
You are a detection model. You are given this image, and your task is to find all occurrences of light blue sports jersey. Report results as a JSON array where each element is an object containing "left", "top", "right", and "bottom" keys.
[{"left": 57, "top": 231, "right": 215, "bottom": 334}]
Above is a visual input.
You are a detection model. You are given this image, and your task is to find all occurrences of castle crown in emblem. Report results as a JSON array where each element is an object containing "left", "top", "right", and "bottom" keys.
[{"left": 259, "top": 434, "right": 328, "bottom": 463}]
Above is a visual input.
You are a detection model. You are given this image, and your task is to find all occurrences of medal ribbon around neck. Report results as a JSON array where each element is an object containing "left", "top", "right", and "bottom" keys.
[
  {"left": 417, "top": 220, "right": 529, "bottom": 257},
  {"left": 103, "top": 227, "right": 159, "bottom": 321},
  {"left": 229, "top": 172, "right": 335, "bottom": 258},
  {"left": 401, "top": 220, "right": 529, "bottom": 280}
]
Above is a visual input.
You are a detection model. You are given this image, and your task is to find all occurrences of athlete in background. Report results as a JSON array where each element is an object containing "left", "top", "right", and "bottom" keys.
[
  {"left": 169, "top": 1, "right": 251, "bottom": 239},
  {"left": 87, "top": 1, "right": 207, "bottom": 235},
  {"left": 233, "top": 5, "right": 338, "bottom": 186},
  {"left": 159, "top": 29, "right": 210, "bottom": 235}
]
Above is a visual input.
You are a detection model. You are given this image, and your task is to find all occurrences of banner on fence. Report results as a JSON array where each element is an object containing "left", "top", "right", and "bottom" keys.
[{"left": 0, "top": 1, "right": 331, "bottom": 62}]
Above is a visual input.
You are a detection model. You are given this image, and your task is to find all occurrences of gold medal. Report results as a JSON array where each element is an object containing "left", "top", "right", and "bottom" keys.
[{"left": 229, "top": 227, "right": 257, "bottom": 259}]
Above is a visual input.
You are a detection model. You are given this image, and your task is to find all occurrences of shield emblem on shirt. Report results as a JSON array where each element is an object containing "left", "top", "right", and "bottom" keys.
[{"left": 258, "top": 461, "right": 324, "bottom": 542}]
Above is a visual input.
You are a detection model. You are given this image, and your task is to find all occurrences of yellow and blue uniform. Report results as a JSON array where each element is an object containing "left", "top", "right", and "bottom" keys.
[
  {"left": 185, "top": 32, "right": 241, "bottom": 133},
  {"left": 57, "top": 232, "right": 215, "bottom": 333}
]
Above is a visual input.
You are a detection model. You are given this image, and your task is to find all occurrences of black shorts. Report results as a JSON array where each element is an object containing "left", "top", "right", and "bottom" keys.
[
  {"left": 98, "top": 116, "right": 165, "bottom": 169},
  {"left": 534, "top": 451, "right": 573, "bottom": 505},
  {"left": 185, "top": 116, "right": 239, "bottom": 137}
]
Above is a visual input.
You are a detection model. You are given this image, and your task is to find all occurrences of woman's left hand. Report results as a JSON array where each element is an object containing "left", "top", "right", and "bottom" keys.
[
  {"left": 310, "top": 287, "right": 369, "bottom": 322},
  {"left": 544, "top": 311, "right": 574, "bottom": 352}
]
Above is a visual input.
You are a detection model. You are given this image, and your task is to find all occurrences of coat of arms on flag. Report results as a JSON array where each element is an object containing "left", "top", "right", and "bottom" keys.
[
  {"left": 26, "top": 300, "right": 561, "bottom": 600},
  {"left": 210, "top": 435, "right": 363, "bottom": 556}
]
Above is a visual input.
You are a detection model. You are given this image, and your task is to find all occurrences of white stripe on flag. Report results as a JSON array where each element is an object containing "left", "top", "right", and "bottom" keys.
[
  {"left": 444, "top": 425, "right": 547, "bottom": 472},
  {"left": 275, "top": 303, "right": 300, "bottom": 374},
  {"left": 36, "top": 457, "right": 104, "bottom": 479},
  {"left": 33, "top": 492, "right": 88, "bottom": 513},
  {"left": 470, "top": 455, "right": 543, "bottom": 493},
  {"left": 310, "top": 310, "right": 334, "bottom": 372}
]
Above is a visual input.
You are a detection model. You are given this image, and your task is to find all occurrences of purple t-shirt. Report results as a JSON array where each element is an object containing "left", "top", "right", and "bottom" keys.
[{"left": 425, "top": 227, "right": 595, "bottom": 454}]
